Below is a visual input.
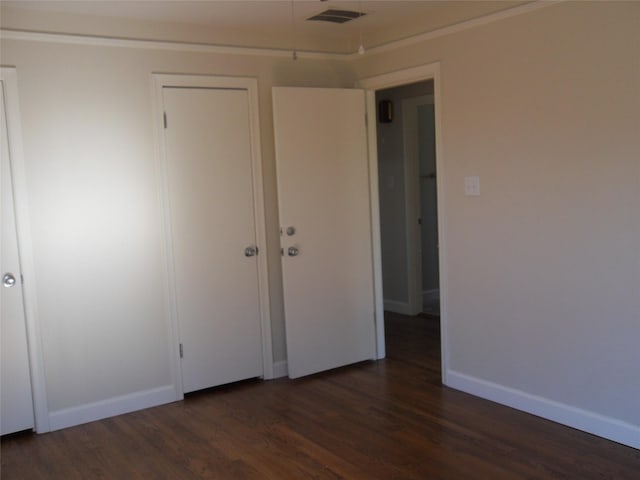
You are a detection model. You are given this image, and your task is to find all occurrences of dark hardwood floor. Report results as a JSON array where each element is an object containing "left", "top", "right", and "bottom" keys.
[{"left": 2, "top": 312, "right": 639, "bottom": 479}]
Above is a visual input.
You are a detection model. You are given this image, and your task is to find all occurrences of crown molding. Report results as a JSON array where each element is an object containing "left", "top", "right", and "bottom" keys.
[
  {"left": 0, "top": 29, "right": 347, "bottom": 61},
  {"left": 0, "top": 1, "right": 561, "bottom": 61},
  {"left": 349, "top": 0, "right": 562, "bottom": 60}
]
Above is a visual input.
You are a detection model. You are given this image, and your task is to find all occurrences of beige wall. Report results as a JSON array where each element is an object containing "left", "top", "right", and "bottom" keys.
[
  {"left": 356, "top": 1, "right": 640, "bottom": 428},
  {"left": 0, "top": 36, "right": 354, "bottom": 417}
]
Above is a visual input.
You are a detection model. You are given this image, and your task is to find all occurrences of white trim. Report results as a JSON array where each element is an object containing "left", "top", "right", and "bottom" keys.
[
  {"left": 0, "top": 67, "right": 50, "bottom": 433},
  {"left": 48, "top": 385, "right": 176, "bottom": 431},
  {"left": 359, "top": 64, "right": 439, "bottom": 91},
  {"left": 432, "top": 69, "right": 449, "bottom": 385},
  {"left": 358, "top": 62, "right": 448, "bottom": 378},
  {"left": 151, "top": 76, "right": 183, "bottom": 403},
  {"left": 245, "top": 79, "right": 275, "bottom": 381},
  {"left": 447, "top": 371, "right": 640, "bottom": 450},
  {"left": 346, "top": 0, "right": 561, "bottom": 59},
  {"left": 383, "top": 300, "right": 411, "bottom": 316},
  {"left": 151, "top": 73, "right": 273, "bottom": 395},
  {"left": 272, "top": 360, "right": 288, "bottom": 379},
  {"left": 0, "top": 29, "right": 344, "bottom": 60}
]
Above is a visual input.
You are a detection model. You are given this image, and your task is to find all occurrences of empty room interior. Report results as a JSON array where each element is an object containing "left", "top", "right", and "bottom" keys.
[{"left": 1, "top": 1, "right": 639, "bottom": 478}]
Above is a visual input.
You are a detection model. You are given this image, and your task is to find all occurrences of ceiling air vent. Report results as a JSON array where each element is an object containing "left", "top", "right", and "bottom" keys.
[{"left": 306, "top": 9, "right": 365, "bottom": 24}]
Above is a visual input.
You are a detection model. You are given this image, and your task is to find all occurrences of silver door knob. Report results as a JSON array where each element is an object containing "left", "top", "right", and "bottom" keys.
[
  {"left": 3, "top": 273, "right": 16, "bottom": 288},
  {"left": 244, "top": 245, "right": 258, "bottom": 257},
  {"left": 287, "top": 246, "right": 299, "bottom": 257}
]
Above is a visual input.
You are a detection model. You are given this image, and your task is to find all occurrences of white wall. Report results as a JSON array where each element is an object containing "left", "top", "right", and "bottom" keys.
[
  {"left": 356, "top": 1, "right": 640, "bottom": 446},
  {"left": 0, "top": 27, "right": 354, "bottom": 427}
]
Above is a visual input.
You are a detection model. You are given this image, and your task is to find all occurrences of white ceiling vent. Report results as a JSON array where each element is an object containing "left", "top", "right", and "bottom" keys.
[{"left": 306, "top": 9, "right": 366, "bottom": 24}]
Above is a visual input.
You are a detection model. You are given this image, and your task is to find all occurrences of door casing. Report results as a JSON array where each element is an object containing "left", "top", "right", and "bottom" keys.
[
  {"left": 358, "top": 62, "right": 448, "bottom": 383},
  {"left": 152, "top": 74, "right": 273, "bottom": 399}
]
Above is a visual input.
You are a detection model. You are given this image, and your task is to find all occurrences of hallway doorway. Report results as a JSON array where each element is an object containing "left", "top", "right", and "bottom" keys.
[{"left": 375, "top": 80, "right": 440, "bottom": 318}]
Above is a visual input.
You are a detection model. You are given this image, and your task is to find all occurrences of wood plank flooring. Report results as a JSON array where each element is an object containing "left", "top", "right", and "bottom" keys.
[{"left": 2, "top": 312, "right": 639, "bottom": 479}]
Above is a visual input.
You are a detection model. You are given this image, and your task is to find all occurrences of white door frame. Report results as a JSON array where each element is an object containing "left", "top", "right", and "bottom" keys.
[
  {"left": 152, "top": 74, "right": 273, "bottom": 400},
  {"left": 0, "top": 67, "right": 50, "bottom": 432},
  {"left": 403, "top": 94, "right": 435, "bottom": 316},
  {"left": 358, "top": 63, "right": 449, "bottom": 383}
]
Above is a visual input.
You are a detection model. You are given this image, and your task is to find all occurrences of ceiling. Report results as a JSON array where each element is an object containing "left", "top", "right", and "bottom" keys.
[{"left": 1, "top": 1, "right": 532, "bottom": 53}]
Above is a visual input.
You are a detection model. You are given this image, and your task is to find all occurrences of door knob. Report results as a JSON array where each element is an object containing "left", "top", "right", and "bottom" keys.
[
  {"left": 244, "top": 246, "right": 258, "bottom": 257},
  {"left": 287, "top": 246, "right": 299, "bottom": 257},
  {"left": 3, "top": 273, "right": 17, "bottom": 288}
]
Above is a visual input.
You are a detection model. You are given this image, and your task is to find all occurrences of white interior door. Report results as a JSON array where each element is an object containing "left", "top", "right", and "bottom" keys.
[
  {"left": 273, "top": 87, "right": 376, "bottom": 379},
  {"left": 1, "top": 80, "right": 35, "bottom": 435},
  {"left": 163, "top": 87, "right": 263, "bottom": 394}
]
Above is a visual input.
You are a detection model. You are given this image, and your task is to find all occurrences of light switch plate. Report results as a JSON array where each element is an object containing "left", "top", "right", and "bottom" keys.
[{"left": 464, "top": 176, "right": 480, "bottom": 196}]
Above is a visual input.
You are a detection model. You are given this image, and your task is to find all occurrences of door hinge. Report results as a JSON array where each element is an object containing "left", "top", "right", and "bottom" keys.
[
  {"left": 163, "top": 112, "right": 168, "bottom": 129},
  {"left": 179, "top": 343, "right": 183, "bottom": 358},
  {"left": 21, "top": 274, "right": 24, "bottom": 285},
  {"left": 365, "top": 113, "right": 368, "bottom": 127}
]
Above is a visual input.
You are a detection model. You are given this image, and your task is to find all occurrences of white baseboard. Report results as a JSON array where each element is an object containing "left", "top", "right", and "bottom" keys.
[
  {"left": 383, "top": 299, "right": 411, "bottom": 315},
  {"left": 272, "top": 360, "right": 288, "bottom": 379},
  {"left": 48, "top": 385, "right": 178, "bottom": 432},
  {"left": 446, "top": 370, "right": 640, "bottom": 450}
]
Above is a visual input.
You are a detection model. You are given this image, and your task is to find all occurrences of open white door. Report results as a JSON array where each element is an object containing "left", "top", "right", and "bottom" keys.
[
  {"left": 1, "top": 80, "right": 35, "bottom": 435},
  {"left": 273, "top": 87, "right": 376, "bottom": 379}
]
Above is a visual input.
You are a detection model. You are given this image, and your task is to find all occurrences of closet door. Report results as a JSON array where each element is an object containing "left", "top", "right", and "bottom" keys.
[
  {"left": 1, "top": 79, "right": 35, "bottom": 434},
  {"left": 162, "top": 87, "right": 263, "bottom": 393}
]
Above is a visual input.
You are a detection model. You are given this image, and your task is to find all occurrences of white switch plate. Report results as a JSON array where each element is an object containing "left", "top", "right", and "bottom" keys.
[{"left": 464, "top": 176, "right": 480, "bottom": 196}]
